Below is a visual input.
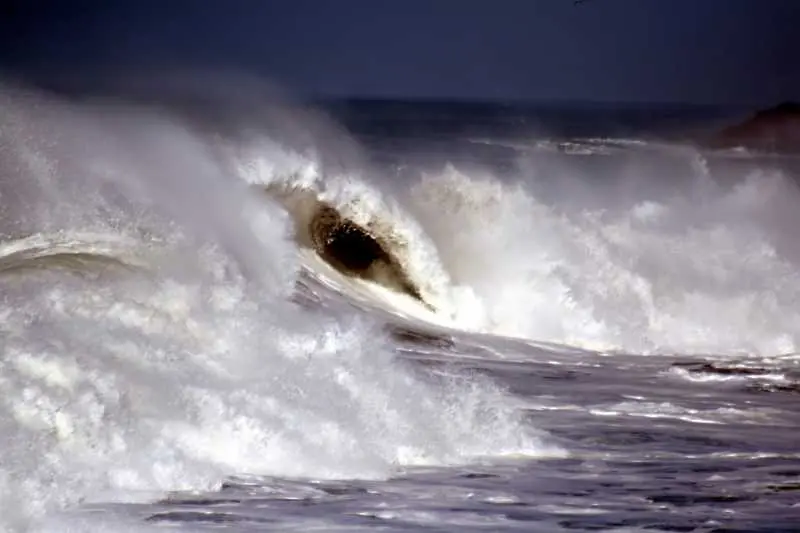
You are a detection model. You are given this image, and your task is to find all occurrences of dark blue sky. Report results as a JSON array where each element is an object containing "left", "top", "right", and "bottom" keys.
[{"left": 1, "top": 0, "right": 797, "bottom": 104}]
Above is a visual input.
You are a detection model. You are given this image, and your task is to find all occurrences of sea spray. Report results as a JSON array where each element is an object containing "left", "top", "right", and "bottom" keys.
[{"left": 0, "top": 80, "right": 551, "bottom": 531}]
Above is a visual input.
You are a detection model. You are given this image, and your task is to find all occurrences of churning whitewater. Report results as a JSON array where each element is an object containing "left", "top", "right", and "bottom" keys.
[{"left": 0, "top": 79, "right": 798, "bottom": 532}]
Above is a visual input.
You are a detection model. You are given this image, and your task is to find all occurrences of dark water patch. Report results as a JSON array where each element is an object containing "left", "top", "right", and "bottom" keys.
[
  {"left": 388, "top": 325, "right": 454, "bottom": 349},
  {"left": 647, "top": 491, "right": 758, "bottom": 506},
  {"left": 459, "top": 472, "right": 501, "bottom": 480},
  {"left": 559, "top": 519, "right": 700, "bottom": 532},
  {"left": 764, "top": 481, "right": 800, "bottom": 492},
  {"left": 146, "top": 511, "right": 265, "bottom": 524},
  {"left": 764, "top": 469, "right": 800, "bottom": 478},
  {"left": 316, "top": 484, "right": 371, "bottom": 497},
  {"left": 670, "top": 360, "right": 799, "bottom": 396},
  {"left": 551, "top": 422, "right": 738, "bottom": 452},
  {"left": 708, "top": 525, "right": 799, "bottom": 533},
  {"left": 157, "top": 497, "right": 243, "bottom": 507},
  {"left": 671, "top": 361, "right": 774, "bottom": 377},
  {"left": 746, "top": 382, "right": 800, "bottom": 395}
]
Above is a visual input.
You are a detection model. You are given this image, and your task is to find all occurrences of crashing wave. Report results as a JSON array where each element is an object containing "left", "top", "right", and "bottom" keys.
[{"left": 261, "top": 183, "right": 432, "bottom": 310}]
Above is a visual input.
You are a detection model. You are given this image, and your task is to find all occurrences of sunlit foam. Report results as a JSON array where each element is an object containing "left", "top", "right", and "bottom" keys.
[
  {"left": 405, "top": 162, "right": 800, "bottom": 355},
  {"left": 0, "top": 81, "right": 553, "bottom": 530}
]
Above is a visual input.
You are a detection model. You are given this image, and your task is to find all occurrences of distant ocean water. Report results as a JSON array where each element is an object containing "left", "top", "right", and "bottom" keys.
[{"left": 0, "top": 80, "right": 797, "bottom": 532}]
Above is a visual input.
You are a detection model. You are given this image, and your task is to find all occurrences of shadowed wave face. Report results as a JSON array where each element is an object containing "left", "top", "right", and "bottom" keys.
[
  {"left": 263, "top": 185, "right": 429, "bottom": 308},
  {"left": 311, "top": 205, "right": 390, "bottom": 272},
  {"left": 309, "top": 204, "right": 428, "bottom": 306}
]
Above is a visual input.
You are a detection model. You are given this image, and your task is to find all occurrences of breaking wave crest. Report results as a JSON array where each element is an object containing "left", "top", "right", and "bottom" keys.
[
  {"left": 406, "top": 162, "right": 800, "bottom": 355},
  {"left": 2, "top": 75, "right": 800, "bottom": 529},
  {"left": 0, "top": 80, "right": 552, "bottom": 531},
  {"left": 7, "top": 78, "right": 799, "bottom": 354},
  {"left": 0, "top": 233, "right": 152, "bottom": 279},
  {"left": 234, "top": 136, "right": 800, "bottom": 356}
]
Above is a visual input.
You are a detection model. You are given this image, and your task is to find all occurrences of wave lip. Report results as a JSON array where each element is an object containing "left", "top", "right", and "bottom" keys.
[{"left": 0, "top": 232, "right": 151, "bottom": 278}]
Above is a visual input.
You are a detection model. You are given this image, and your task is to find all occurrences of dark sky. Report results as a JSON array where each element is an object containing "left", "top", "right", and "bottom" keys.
[{"left": 1, "top": 0, "right": 798, "bottom": 104}]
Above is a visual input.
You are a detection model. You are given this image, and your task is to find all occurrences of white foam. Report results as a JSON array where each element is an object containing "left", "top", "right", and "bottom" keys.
[
  {"left": 0, "top": 82, "right": 551, "bottom": 531},
  {"left": 231, "top": 141, "right": 482, "bottom": 325},
  {"left": 229, "top": 122, "right": 800, "bottom": 357},
  {"left": 5, "top": 75, "right": 799, "bottom": 530},
  {"left": 406, "top": 162, "right": 800, "bottom": 356}
]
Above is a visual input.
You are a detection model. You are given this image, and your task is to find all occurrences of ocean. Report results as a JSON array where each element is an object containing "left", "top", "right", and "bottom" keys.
[{"left": 0, "top": 79, "right": 797, "bottom": 532}]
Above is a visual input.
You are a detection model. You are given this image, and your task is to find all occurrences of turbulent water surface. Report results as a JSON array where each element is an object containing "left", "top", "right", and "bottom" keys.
[{"left": 0, "top": 79, "right": 798, "bottom": 532}]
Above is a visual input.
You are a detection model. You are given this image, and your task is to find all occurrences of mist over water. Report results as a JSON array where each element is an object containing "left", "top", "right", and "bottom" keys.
[
  {"left": 406, "top": 159, "right": 800, "bottom": 354},
  {"left": 0, "top": 79, "right": 549, "bottom": 531},
  {"left": 1, "top": 76, "right": 798, "bottom": 531}
]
